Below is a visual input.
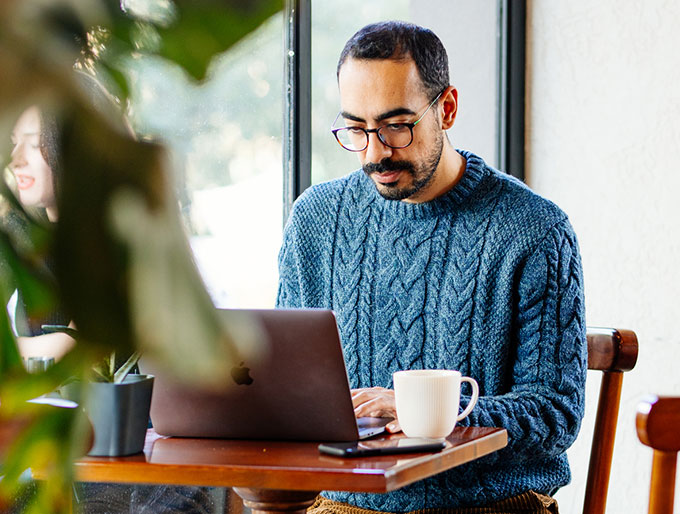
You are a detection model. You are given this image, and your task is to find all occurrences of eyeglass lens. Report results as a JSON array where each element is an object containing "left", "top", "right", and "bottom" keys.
[{"left": 335, "top": 125, "right": 412, "bottom": 151}]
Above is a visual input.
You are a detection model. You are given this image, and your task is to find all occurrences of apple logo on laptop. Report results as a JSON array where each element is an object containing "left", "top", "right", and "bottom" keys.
[{"left": 231, "top": 361, "right": 254, "bottom": 385}]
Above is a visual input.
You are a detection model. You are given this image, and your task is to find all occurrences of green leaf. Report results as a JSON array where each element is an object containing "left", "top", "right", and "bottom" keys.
[
  {"left": 0, "top": 228, "right": 58, "bottom": 320},
  {"left": 102, "top": 2, "right": 138, "bottom": 49},
  {"left": 0, "top": 402, "right": 81, "bottom": 513},
  {"left": 0, "top": 179, "right": 30, "bottom": 218},
  {"left": 154, "top": 0, "right": 283, "bottom": 81},
  {"left": 0, "top": 184, "right": 58, "bottom": 319},
  {"left": 0, "top": 306, "right": 23, "bottom": 375},
  {"left": 100, "top": 61, "right": 131, "bottom": 100},
  {"left": 113, "top": 351, "right": 141, "bottom": 383},
  {"left": 91, "top": 362, "right": 113, "bottom": 383},
  {"left": 97, "top": 0, "right": 282, "bottom": 83},
  {"left": 89, "top": 351, "right": 143, "bottom": 383},
  {"left": 53, "top": 104, "right": 150, "bottom": 357},
  {"left": 0, "top": 349, "right": 91, "bottom": 409}
]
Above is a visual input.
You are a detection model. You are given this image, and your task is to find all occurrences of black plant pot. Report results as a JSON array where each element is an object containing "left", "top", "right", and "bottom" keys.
[{"left": 83, "top": 374, "right": 154, "bottom": 457}]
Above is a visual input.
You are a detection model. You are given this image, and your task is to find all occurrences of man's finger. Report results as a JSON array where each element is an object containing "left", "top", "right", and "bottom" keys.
[
  {"left": 350, "top": 387, "right": 388, "bottom": 407},
  {"left": 354, "top": 396, "right": 397, "bottom": 419},
  {"left": 386, "top": 420, "right": 402, "bottom": 433},
  {"left": 353, "top": 397, "right": 385, "bottom": 416}
]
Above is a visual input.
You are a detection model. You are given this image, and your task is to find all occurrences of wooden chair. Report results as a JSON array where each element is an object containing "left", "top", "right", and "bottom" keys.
[
  {"left": 636, "top": 396, "right": 680, "bottom": 514},
  {"left": 582, "top": 327, "right": 639, "bottom": 514}
]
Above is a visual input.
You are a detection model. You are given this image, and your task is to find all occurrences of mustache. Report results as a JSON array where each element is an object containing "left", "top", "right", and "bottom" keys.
[{"left": 362, "top": 159, "right": 415, "bottom": 176}]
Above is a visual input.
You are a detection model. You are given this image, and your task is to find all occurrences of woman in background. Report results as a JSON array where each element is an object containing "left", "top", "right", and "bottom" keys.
[{"left": 6, "top": 104, "right": 75, "bottom": 361}]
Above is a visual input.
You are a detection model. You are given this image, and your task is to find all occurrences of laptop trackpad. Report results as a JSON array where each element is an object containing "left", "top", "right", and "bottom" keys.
[{"left": 357, "top": 417, "right": 392, "bottom": 439}]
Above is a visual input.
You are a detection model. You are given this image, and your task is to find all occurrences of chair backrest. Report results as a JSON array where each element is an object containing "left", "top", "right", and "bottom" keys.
[
  {"left": 636, "top": 396, "right": 680, "bottom": 514},
  {"left": 582, "top": 327, "right": 638, "bottom": 514}
]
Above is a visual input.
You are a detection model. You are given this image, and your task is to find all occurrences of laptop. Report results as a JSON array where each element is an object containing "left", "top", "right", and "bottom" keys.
[{"left": 141, "top": 308, "right": 390, "bottom": 442}]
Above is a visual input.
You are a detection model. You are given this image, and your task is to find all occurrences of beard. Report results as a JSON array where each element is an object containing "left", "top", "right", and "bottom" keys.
[{"left": 362, "top": 131, "right": 444, "bottom": 201}]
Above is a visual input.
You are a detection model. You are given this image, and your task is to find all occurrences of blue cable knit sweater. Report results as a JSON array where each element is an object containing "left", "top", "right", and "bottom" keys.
[{"left": 276, "top": 151, "right": 587, "bottom": 511}]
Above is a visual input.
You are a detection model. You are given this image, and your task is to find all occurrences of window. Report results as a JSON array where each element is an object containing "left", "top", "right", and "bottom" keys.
[
  {"left": 126, "top": 1, "right": 524, "bottom": 308},
  {"left": 126, "top": 14, "right": 284, "bottom": 308}
]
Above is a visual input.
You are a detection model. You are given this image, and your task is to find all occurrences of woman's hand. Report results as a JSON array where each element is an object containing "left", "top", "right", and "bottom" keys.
[
  {"left": 17, "top": 331, "right": 75, "bottom": 361},
  {"left": 351, "top": 387, "right": 402, "bottom": 433}
]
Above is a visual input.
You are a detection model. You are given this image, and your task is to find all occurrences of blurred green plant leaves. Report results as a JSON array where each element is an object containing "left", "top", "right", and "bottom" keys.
[
  {"left": 0, "top": 400, "right": 90, "bottom": 513},
  {"left": 0, "top": 227, "right": 59, "bottom": 329},
  {"left": 0, "top": 306, "right": 23, "bottom": 376},
  {"left": 1, "top": 0, "right": 283, "bottom": 511}
]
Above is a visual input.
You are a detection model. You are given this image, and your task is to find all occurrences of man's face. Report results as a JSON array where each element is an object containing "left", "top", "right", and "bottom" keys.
[
  {"left": 9, "top": 106, "right": 56, "bottom": 212},
  {"left": 337, "top": 58, "right": 444, "bottom": 202}
]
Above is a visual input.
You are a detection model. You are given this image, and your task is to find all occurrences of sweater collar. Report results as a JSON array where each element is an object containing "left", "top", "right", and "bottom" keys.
[{"left": 361, "top": 150, "right": 489, "bottom": 219}]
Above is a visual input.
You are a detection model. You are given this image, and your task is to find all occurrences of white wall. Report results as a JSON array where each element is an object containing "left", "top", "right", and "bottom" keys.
[{"left": 526, "top": 1, "right": 680, "bottom": 513}]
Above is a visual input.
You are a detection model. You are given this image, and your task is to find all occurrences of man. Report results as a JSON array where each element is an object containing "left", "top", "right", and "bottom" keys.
[{"left": 277, "top": 21, "right": 586, "bottom": 514}]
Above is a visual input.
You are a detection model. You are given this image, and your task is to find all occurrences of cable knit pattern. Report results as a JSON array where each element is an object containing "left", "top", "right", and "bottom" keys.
[{"left": 276, "top": 151, "right": 587, "bottom": 510}]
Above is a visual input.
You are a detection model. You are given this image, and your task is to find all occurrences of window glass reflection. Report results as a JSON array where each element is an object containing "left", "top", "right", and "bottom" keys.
[{"left": 125, "top": 14, "right": 284, "bottom": 308}]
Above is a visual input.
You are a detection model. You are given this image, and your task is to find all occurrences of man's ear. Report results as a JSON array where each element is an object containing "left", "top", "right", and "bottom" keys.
[{"left": 440, "top": 86, "right": 458, "bottom": 130}]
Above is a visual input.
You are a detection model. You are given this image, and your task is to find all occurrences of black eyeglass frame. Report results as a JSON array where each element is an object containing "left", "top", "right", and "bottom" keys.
[{"left": 330, "top": 89, "right": 446, "bottom": 152}]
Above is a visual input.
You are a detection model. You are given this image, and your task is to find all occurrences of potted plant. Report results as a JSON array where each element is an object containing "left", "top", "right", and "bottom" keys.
[
  {"left": 46, "top": 326, "right": 153, "bottom": 457},
  {"left": 84, "top": 353, "right": 153, "bottom": 457}
]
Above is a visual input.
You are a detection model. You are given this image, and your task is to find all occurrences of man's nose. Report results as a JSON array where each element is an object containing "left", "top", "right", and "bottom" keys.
[{"left": 364, "top": 131, "right": 393, "bottom": 163}]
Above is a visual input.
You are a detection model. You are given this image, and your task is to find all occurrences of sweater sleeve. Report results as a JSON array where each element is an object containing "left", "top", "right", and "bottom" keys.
[
  {"left": 463, "top": 218, "right": 587, "bottom": 464},
  {"left": 275, "top": 187, "right": 336, "bottom": 310},
  {"left": 276, "top": 214, "right": 304, "bottom": 309}
]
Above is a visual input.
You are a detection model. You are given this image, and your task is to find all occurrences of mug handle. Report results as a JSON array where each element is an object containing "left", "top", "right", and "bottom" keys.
[{"left": 456, "top": 377, "right": 479, "bottom": 421}]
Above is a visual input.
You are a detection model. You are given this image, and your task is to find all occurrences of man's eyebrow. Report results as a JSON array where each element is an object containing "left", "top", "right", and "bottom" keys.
[
  {"left": 340, "top": 107, "right": 418, "bottom": 125},
  {"left": 339, "top": 111, "right": 365, "bottom": 123},
  {"left": 375, "top": 107, "right": 417, "bottom": 122}
]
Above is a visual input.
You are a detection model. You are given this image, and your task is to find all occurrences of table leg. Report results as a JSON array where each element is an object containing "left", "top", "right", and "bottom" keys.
[
  {"left": 225, "top": 488, "right": 245, "bottom": 514},
  {"left": 233, "top": 488, "right": 320, "bottom": 514}
]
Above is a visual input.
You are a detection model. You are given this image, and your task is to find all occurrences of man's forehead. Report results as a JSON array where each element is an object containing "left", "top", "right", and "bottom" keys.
[
  {"left": 339, "top": 58, "right": 421, "bottom": 90},
  {"left": 338, "top": 58, "right": 425, "bottom": 120}
]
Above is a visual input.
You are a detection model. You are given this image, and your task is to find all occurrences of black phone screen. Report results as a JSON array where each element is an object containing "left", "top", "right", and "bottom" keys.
[{"left": 318, "top": 438, "right": 446, "bottom": 457}]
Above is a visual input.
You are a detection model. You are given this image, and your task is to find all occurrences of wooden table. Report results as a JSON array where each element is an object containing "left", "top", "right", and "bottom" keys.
[{"left": 74, "top": 427, "right": 507, "bottom": 514}]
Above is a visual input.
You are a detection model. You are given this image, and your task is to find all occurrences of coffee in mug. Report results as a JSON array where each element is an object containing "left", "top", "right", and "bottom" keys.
[{"left": 393, "top": 369, "right": 479, "bottom": 439}]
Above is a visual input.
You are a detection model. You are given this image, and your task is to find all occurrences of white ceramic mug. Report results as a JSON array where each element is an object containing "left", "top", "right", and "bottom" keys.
[{"left": 393, "top": 369, "right": 479, "bottom": 439}]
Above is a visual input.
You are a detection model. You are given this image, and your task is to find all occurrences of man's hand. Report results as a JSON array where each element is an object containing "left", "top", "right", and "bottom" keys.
[{"left": 351, "top": 387, "right": 402, "bottom": 433}]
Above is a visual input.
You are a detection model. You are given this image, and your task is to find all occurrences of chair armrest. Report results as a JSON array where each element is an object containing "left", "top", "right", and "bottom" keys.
[{"left": 587, "top": 327, "right": 638, "bottom": 371}]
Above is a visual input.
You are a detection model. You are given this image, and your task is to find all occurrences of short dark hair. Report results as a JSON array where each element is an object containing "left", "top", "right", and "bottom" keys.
[{"left": 337, "top": 21, "right": 450, "bottom": 99}]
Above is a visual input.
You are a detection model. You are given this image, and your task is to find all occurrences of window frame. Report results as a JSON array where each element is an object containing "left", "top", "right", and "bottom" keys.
[
  {"left": 498, "top": 0, "right": 526, "bottom": 181},
  {"left": 283, "top": 0, "right": 312, "bottom": 223}
]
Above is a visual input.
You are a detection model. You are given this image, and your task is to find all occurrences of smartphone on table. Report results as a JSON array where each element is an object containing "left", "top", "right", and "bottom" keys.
[{"left": 318, "top": 437, "right": 446, "bottom": 457}]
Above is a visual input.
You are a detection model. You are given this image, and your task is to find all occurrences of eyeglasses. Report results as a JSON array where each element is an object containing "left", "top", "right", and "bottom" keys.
[{"left": 330, "top": 90, "right": 444, "bottom": 152}]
